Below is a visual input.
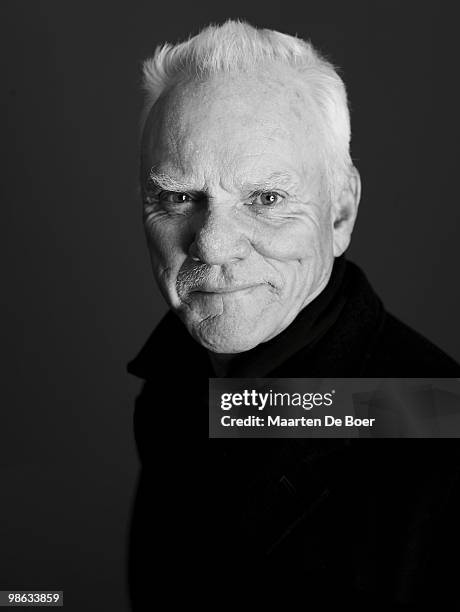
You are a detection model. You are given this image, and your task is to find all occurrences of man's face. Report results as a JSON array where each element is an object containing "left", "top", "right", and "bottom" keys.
[{"left": 141, "top": 66, "right": 338, "bottom": 353}]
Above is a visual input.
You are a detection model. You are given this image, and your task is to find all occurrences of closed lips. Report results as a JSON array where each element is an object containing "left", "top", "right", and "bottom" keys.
[{"left": 193, "top": 284, "right": 263, "bottom": 293}]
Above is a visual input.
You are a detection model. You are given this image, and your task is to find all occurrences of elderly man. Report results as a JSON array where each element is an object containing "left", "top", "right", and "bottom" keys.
[{"left": 128, "top": 21, "right": 460, "bottom": 607}]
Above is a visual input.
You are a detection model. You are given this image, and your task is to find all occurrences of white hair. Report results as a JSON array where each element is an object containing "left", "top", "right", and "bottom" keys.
[{"left": 141, "top": 20, "right": 352, "bottom": 199}]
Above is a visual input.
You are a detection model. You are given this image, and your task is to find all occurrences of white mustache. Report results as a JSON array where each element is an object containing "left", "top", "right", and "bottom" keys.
[{"left": 176, "top": 263, "right": 279, "bottom": 298}]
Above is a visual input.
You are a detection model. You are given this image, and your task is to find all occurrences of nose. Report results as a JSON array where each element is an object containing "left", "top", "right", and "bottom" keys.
[{"left": 189, "top": 208, "right": 250, "bottom": 265}]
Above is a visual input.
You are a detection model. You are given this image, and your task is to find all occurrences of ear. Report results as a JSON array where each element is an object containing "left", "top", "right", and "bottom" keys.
[{"left": 332, "top": 165, "right": 361, "bottom": 257}]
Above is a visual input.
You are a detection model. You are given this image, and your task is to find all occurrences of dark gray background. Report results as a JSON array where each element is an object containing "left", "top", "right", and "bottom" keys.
[{"left": 1, "top": 1, "right": 458, "bottom": 610}]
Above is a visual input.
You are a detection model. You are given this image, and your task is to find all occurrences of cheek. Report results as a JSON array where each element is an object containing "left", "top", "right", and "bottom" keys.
[
  {"left": 144, "top": 218, "right": 193, "bottom": 304},
  {"left": 251, "top": 214, "right": 332, "bottom": 261},
  {"left": 145, "top": 217, "right": 190, "bottom": 270},
  {"left": 249, "top": 213, "right": 334, "bottom": 307}
]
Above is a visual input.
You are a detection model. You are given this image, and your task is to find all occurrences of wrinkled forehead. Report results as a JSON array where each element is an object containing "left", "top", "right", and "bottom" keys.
[{"left": 140, "top": 66, "right": 322, "bottom": 183}]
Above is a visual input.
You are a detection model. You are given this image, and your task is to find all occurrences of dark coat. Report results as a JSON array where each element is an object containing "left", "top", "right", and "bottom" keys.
[{"left": 127, "top": 260, "right": 460, "bottom": 607}]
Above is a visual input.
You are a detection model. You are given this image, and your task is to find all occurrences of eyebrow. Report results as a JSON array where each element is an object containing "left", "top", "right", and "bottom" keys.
[
  {"left": 146, "top": 170, "right": 197, "bottom": 192},
  {"left": 146, "top": 169, "right": 299, "bottom": 193},
  {"left": 240, "top": 171, "right": 299, "bottom": 192}
]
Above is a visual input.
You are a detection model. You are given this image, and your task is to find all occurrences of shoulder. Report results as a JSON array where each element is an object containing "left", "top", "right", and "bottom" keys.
[
  {"left": 338, "top": 261, "right": 460, "bottom": 376},
  {"left": 365, "top": 311, "right": 460, "bottom": 376}
]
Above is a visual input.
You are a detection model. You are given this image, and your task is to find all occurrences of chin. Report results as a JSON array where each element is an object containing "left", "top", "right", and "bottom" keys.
[{"left": 189, "top": 323, "right": 265, "bottom": 354}]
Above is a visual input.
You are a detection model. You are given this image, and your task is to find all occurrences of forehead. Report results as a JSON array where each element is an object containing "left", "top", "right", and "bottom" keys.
[{"left": 141, "top": 66, "right": 322, "bottom": 183}]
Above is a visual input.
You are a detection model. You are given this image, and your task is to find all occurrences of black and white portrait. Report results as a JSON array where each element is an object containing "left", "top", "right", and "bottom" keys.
[{"left": 2, "top": 3, "right": 460, "bottom": 610}]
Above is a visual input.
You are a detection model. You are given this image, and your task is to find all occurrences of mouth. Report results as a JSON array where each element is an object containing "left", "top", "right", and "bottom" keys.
[{"left": 192, "top": 283, "right": 264, "bottom": 295}]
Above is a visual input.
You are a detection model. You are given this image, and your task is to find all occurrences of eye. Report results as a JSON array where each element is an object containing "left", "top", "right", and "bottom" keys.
[
  {"left": 159, "top": 191, "right": 193, "bottom": 204},
  {"left": 251, "top": 191, "right": 285, "bottom": 207}
]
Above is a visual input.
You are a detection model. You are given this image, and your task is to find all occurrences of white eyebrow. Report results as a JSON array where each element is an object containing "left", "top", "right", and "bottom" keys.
[
  {"left": 241, "top": 171, "right": 298, "bottom": 192},
  {"left": 147, "top": 170, "right": 198, "bottom": 192}
]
